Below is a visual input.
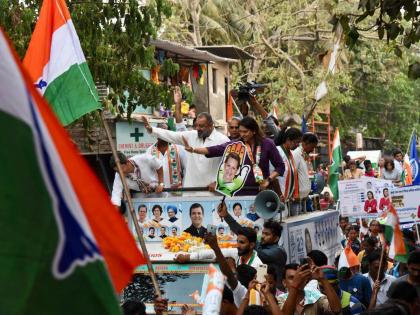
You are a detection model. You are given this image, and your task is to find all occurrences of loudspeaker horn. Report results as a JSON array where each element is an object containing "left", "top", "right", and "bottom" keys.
[{"left": 254, "top": 189, "right": 282, "bottom": 220}]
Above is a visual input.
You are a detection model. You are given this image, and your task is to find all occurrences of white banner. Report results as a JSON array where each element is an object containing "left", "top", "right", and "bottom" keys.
[
  {"left": 338, "top": 177, "right": 392, "bottom": 218},
  {"left": 282, "top": 211, "right": 340, "bottom": 265},
  {"left": 390, "top": 185, "right": 420, "bottom": 223}
]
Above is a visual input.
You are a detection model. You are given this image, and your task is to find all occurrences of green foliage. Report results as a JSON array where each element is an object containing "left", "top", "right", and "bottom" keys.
[
  {"left": 331, "top": 40, "right": 420, "bottom": 145},
  {"left": 160, "top": 58, "right": 180, "bottom": 77},
  {"left": 0, "top": 0, "right": 173, "bottom": 116},
  {"left": 333, "top": 0, "right": 420, "bottom": 78},
  {"left": 161, "top": 0, "right": 419, "bottom": 146}
]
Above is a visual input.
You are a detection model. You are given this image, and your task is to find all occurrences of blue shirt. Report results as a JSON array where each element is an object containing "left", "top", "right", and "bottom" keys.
[{"left": 339, "top": 273, "right": 372, "bottom": 308}]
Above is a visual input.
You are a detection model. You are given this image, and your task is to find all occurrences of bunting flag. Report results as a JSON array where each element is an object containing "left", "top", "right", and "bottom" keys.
[
  {"left": 383, "top": 205, "right": 408, "bottom": 261},
  {"left": 23, "top": 0, "right": 100, "bottom": 126},
  {"left": 338, "top": 242, "right": 360, "bottom": 270},
  {"left": 329, "top": 128, "right": 342, "bottom": 200},
  {"left": 0, "top": 29, "right": 144, "bottom": 314}
]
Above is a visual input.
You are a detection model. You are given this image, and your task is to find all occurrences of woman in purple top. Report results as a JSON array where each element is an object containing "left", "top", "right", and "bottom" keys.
[{"left": 182, "top": 116, "right": 285, "bottom": 195}]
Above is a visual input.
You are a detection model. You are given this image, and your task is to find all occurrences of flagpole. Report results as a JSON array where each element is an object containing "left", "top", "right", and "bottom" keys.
[
  {"left": 405, "top": 128, "right": 416, "bottom": 156},
  {"left": 375, "top": 237, "right": 386, "bottom": 283},
  {"left": 415, "top": 222, "right": 420, "bottom": 244},
  {"left": 100, "top": 112, "right": 163, "bottom": 299}
]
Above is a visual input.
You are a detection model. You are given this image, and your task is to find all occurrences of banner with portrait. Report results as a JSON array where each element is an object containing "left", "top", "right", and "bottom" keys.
[
  {"left": 338, "top": 177, "right": 393, "bottom": 218},
  {"left": 128, "top": 195, "right": 263, "bottom": 246},
  {"left": 281, "top": 211, "right": 340, "bottom": 265},
  {"left": 214, "top": 141, "right": 251, "bottom": 197}
]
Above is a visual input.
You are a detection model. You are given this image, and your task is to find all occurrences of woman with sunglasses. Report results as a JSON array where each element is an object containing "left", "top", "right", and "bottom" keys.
[{"left": 183, "top": 116, "right": 284, "bottom": 195}]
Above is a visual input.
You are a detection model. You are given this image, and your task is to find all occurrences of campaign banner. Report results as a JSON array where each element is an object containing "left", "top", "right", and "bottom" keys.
[
  {"left": 282, "top": 211, "right": 340, "bottom": 265},
  {"left": 338, "top": 177, "right": 392, "bottom": 218},
  {"left": 215, "top": 141, "right": 250, "bottom": 197},
  {"left": 128, "top": 195, "right": 264, "bottom": 244},
  {"left": 390, "top": 185, "right": 420, "bottom": 223}
]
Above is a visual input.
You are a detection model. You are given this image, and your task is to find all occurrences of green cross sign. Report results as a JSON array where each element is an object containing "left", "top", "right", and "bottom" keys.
[{"left": 130, "top": 127, "right": 144, "bottom": 142}]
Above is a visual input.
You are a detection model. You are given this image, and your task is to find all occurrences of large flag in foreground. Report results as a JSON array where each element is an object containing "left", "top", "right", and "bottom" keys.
[
  {"left": 409, "top": 132, "right": 420, "bottom": 185},
  {"left": 0, "top": 29, "right": 144, "bottom": 314},
  {"left": 23, "top": 0, "right": 100, "bottom": 125},
  {"left": 329, "top": 128, "right": 342, "bottom": 200},
  {"left": 383, "top": 205, "right": 407, "bottom": 262}
]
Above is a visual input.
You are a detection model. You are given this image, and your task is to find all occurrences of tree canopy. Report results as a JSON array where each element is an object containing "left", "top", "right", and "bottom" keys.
[
  {"left": 161, "top": 0, "right": 419, "bottom": 147},
  {"left": 0, "top": 0, "right": 173, "bottom": 115}
]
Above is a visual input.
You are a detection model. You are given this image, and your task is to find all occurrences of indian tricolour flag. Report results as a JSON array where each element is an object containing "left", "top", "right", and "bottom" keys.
[
  {"left": 338, "top": 242, "right": 360, "bottom": 270},
  {"left": 329, "top": 128, "right": 342, "bottom": 200},
  {"left": 383, "top": 205, "right": 408, "bottom": 262},
  {"left": 0, "top": 29, "right": 144, "bottom": 314},
  {"left": 23, "top": 0, "right": 100, "bottom": 126}
]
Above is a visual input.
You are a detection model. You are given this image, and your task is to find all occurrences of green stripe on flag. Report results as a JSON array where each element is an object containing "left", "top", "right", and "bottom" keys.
[
  {"left": 0, "top": 110, "right": 121, "bottom": 315},
  {"left": 44, "top": 62, "right": 100, "bottom": 126}
]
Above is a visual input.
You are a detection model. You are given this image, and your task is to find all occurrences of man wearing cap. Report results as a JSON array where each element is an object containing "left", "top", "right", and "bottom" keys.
[
  {"left": 339, "top": 260, "right": 372, "bottom": 308},
  {"left": 146, "top": 122, "right": 187, "bottom": 190},
  {"left": 320, "top": 266, "right": 365, "bottom": 315}
]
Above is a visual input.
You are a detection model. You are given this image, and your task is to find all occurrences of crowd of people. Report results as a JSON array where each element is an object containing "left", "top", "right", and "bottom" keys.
[
  {"left": 110, "top": 87, "right": 323, "bottom": 217},
  {"left": 122, "top": 209, "right": 420, "bottom": 314},
  {"left": 109, "top": 88, "right": 420, "bottom": 314}
]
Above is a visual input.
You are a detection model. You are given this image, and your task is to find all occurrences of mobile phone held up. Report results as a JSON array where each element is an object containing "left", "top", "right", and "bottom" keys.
[
  {"left": 256, "top": 264, "right": 268, "bottom": 283},
  {"left": 300, "top": 258, "right": 310, "bottom": 268}
]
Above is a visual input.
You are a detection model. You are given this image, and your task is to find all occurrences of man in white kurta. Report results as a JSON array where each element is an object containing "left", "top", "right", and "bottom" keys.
[
  {"left": 110, "top": 152, "right": 163, "bottom": 206},
  {"left": 146, "top": 122, "right": 187, "bottom": 189},
  {"left": 142, "top": 113, "right": 229, "bottom": 188}
]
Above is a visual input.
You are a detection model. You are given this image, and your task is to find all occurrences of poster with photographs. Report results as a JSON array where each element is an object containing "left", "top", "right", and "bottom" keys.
[
  {"left": 284, "top": 211, "right": 340, "bottom": 265},
  {"left": 338, "top": 177, "right": 392, "bottom": 218},
  {"left": 390, "top": 185, "right": 420, "bottom": 223},
  {"left": 128, "top": 196, "right": 259, "bottom": 243},
  {"left": 215, "top": 141, "right": 251, "bottom": 197}
]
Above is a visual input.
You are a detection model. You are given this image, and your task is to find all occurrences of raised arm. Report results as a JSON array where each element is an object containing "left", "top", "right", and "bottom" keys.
[
  {"left": 217, "top": 201, "right": 242, "bottom": 235},
  {"left": 249, "top": 96, "right": 280, "bottom": 139},
  {"left": 204, "top": 233, "right": 238, "bottom": 290},
  {"left": 182, "top": 136, "right": 209, "bottom": 155},
  {"left": 312, "top": 267, "right": 341, "bottom": 314},
  {"left": 174, "top": 86, "right": 183, "bottom": 124},
  {"left": 141, "top": 115, "right": 193, "bottom": 145}
]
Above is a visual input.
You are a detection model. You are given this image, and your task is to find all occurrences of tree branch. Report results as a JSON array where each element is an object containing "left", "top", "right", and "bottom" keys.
[{"left": 261, "top": 36, "right": 306, "bottom": 103}]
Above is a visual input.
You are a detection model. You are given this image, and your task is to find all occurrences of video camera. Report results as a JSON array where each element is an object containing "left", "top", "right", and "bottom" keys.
[{"left": 237, "top": 81, "right": 267, "bottom": 102}]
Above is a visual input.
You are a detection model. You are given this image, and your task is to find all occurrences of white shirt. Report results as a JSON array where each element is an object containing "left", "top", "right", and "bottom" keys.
[
  {"left": 187, "top": 249, "right": 263, "bottom": 269},
  {"left": 231, "top": 283, "right": 247, "bottom": 307},
  {"left": 363, "top": 273, "right": 396, "bottom": 305},
  {"left": 151, "top": 127, "right": 229, "bottom": 187},
  {"left": 293, "top": 146, "right": 311, "bottom": 198},
  {"left": 111, "top": 153, "right": 162, "bottom": 206},
  {"left": 394, "top": 159, "right": 403, "bottom": 174},
  {"left": 146, "top": 143, "right": 187, "bottom": 188}
]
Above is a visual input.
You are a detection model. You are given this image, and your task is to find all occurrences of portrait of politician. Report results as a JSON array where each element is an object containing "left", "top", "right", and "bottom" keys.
[
  {"left": 223, "top": 152, "right": 240, "bottom": 183},
  {"left": 167, "top": 205, "right": 179, "bottom": 223},
  {"left": 184, "top": 203, "right": 207, "bottom": 238},
  {"left": 216, "top": 152, "right": 248, "bottom": 197}
]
